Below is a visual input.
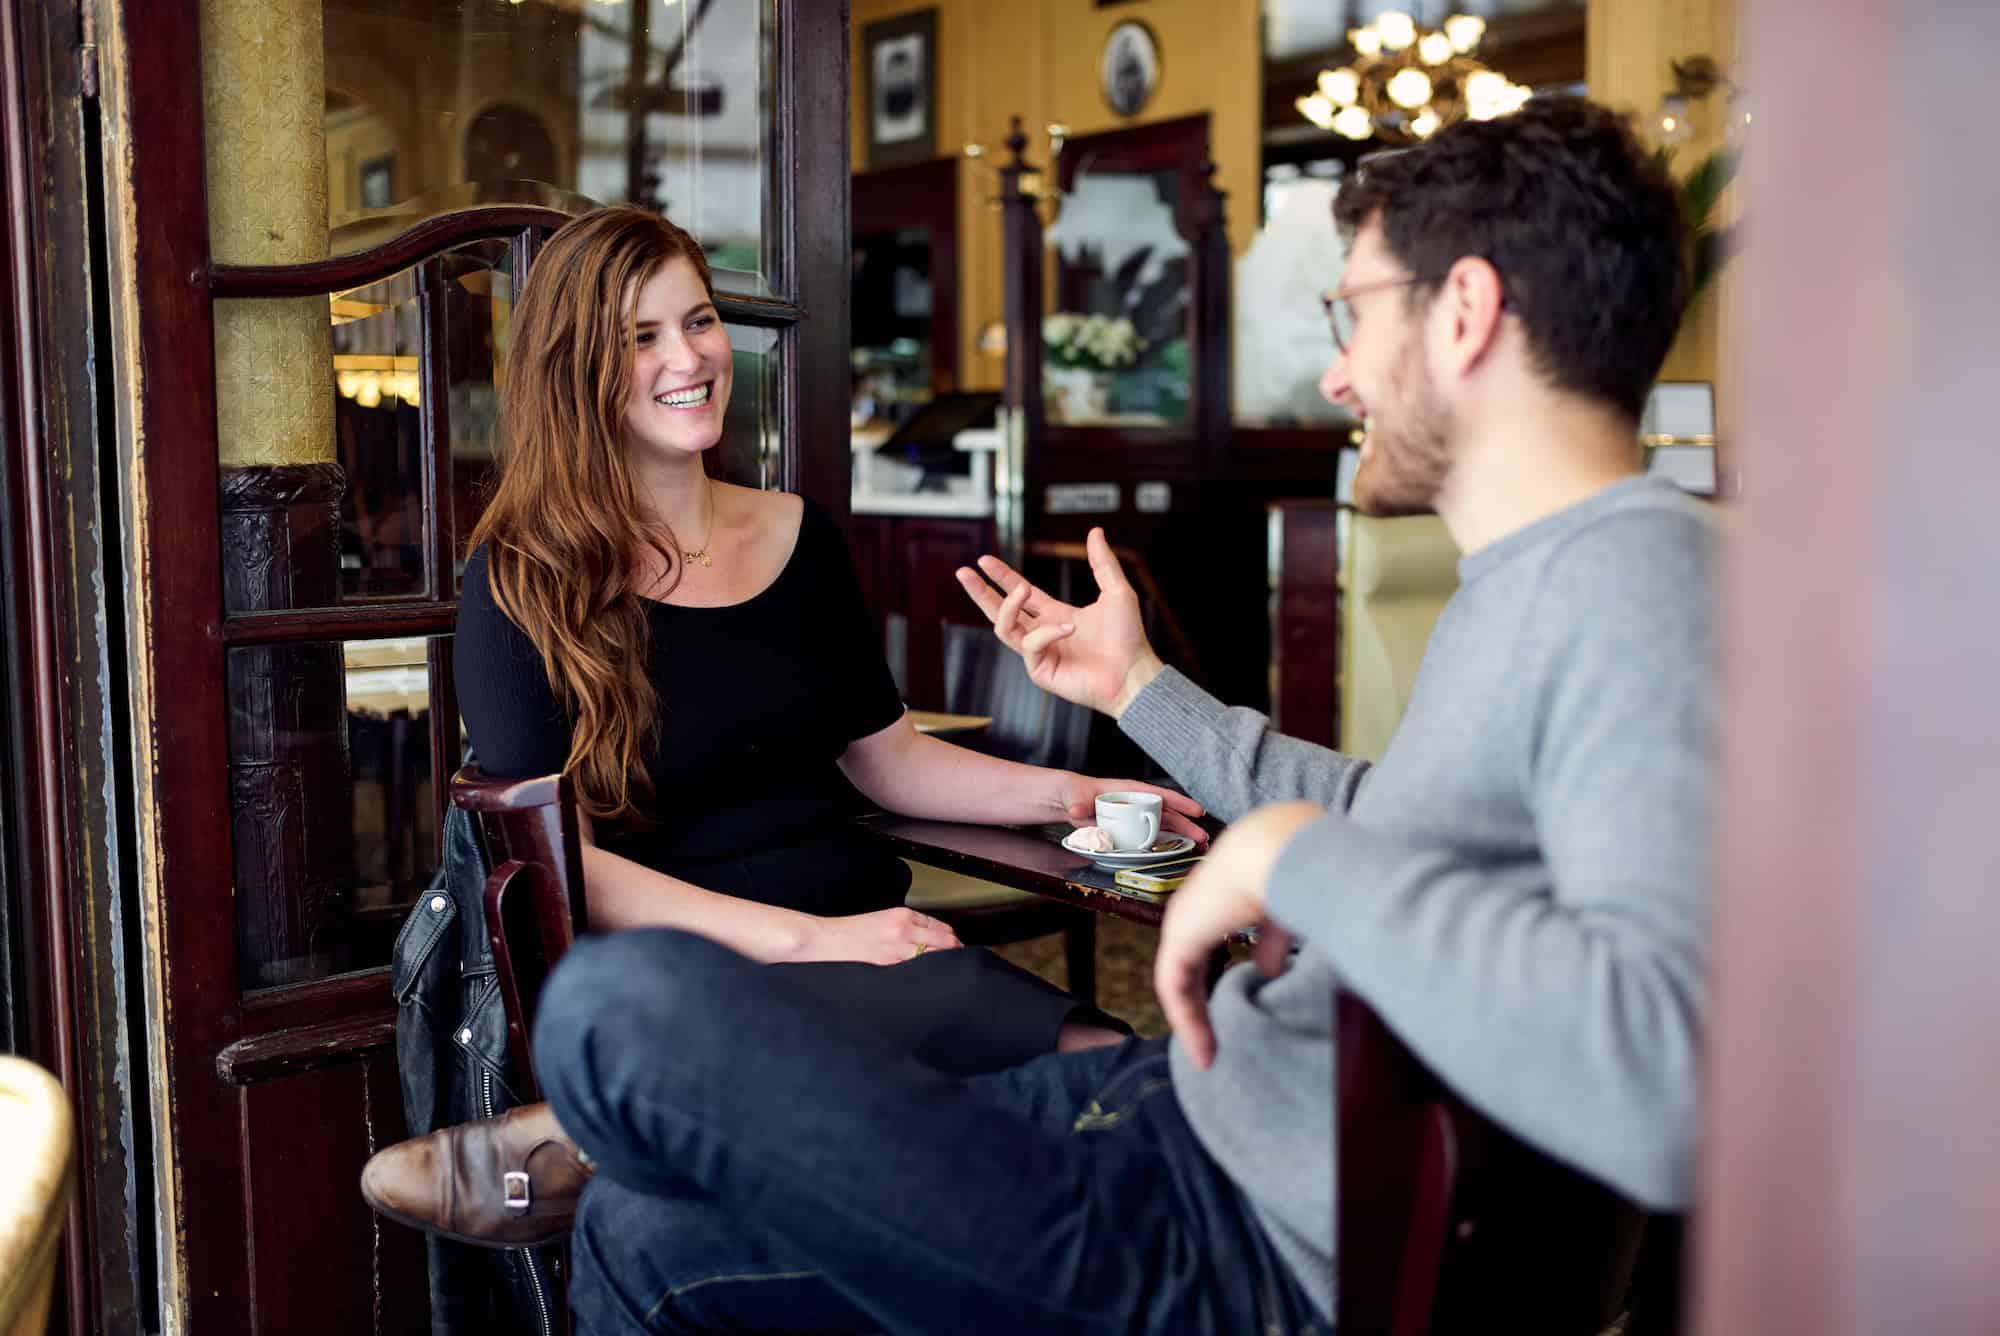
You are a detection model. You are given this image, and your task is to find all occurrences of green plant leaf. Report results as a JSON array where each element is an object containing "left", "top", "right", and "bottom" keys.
[{"left": 1680, "top": 147, "right": 1739, "bottom": 229}]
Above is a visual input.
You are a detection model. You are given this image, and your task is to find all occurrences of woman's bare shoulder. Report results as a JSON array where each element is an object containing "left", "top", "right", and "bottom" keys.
[{"left": 719, "top": 483, "right": 805, "bottom": 540}]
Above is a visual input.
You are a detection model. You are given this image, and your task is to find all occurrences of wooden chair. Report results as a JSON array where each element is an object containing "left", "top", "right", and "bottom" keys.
[
  {"left": 0, "top": 1056, "right": 73, "bottom": 1336},
  {"left": 449, "top": 767, "right": 589, "bottom": 1103},
  {"left": 1334, "top": 992, "right": 1651, "bottom": 1335}
]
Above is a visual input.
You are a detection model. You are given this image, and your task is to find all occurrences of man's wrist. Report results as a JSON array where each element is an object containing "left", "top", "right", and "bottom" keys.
[{"left": 1109, "top": 650, "right": 1166, "bottom": 719}]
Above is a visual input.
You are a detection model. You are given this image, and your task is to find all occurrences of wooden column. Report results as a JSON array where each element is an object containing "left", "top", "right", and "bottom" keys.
[
  {"left": 995, "top": 116, "right": 1043, "bottom": 570},
  {"left": 201, "top": 0, "right": 351, "bottom": 987},
  {"left": 1697, "top": 5, "right": 2000, "bottom": 1334}
]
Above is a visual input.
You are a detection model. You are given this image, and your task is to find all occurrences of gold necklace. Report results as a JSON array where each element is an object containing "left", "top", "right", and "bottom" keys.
[{"left": 679, "top": 478, "right": 715, "bottom": 568}]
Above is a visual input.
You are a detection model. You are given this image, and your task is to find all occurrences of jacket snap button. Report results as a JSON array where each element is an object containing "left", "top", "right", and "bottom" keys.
[
  {"left": 457, "top": 1028, "right": 472, "bottom": 1044},
  {"left": 430, "top": 895, "right": 447, "bottom": 912}
]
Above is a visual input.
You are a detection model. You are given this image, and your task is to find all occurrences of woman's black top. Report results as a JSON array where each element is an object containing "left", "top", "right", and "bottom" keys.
[{"left": 455, "top": 497, "right": 913, "bottom": 914}]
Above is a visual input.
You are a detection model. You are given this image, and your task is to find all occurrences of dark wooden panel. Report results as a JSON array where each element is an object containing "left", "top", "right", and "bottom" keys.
[
  {"left": 239, "top": 1053, "right": 428, "bottom": 1334},
  {"left": 216, "top": 1010, "right": 395, "bottom": 1085},
  {"left": 896, "top": 516, "right": 992, "bottom": 711},
  {"left": 1269, "top": 501, "right": 1340, "bottom": 748},
  {"left": 783, "top": 0, "right": 852, "bottom": 522}
]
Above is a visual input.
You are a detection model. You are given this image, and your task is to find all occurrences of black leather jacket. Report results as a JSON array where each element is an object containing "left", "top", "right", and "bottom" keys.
[{"left": 391, "top": 799, "right": 564, "bottom": 1336}]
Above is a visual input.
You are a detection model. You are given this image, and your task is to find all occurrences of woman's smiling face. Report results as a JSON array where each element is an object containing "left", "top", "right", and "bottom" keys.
[{"left": 621, "top": 256, "right": 733, "bottom": 462}]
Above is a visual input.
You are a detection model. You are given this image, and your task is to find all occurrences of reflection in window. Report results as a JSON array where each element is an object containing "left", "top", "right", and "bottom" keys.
[
  {"left": 229, "top": 636, "right": 442, "bottom": 989},
  {"left": 324, "top": 245, "right": 511, "bottom": 601},
  {"left": 320, "top": 0, "right": 772, "bottom": 290},
  {"left": 715, "top": 322, "right": 780, "bottom": 490},
  {"left": 1045, "top": 169, "right": 1192, "bottom": 427}
]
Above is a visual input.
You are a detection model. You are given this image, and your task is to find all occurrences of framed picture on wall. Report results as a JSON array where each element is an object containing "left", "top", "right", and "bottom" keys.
[
  {"left": 864, "top": 9, "right": 937, "bottom": 169},
  {"left": 1101, "top": 20, "right": 1161, "bottom": 118},
  {"left": 359, "top": 153, "right": 396, "bottom": 210}
]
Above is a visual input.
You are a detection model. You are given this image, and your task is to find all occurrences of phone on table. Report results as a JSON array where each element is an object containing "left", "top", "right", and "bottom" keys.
[{"left": 1113, "top": 854, "right": 1203, "bottom": 896}]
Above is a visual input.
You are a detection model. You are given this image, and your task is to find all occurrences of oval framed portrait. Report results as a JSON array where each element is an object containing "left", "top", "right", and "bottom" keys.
[{"left": 1101, "top": 20, "right": 1161, "bottom": 119}]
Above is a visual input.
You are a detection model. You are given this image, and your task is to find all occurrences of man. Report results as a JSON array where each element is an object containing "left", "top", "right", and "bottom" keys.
[{"left": 366, "top": 95, "right": 1713, "bottom": 1334}]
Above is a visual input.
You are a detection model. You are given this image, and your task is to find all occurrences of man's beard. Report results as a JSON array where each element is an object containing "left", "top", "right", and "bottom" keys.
[{"left": 1351, "top": 337, "right": 1453, "bottom": 518}]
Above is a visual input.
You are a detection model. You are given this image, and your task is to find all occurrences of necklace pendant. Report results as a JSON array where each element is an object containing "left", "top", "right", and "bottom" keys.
[{"left": 684, "top": 549, "right": 711, "bottom": 568}]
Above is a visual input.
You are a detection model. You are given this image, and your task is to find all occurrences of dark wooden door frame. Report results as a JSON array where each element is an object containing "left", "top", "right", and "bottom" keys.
[
  {"left": 89, "top": 0, "right": 851, "bottom": 1329},
  {"left": 1, "top": 0, "right": 152, "bottom": 1331}
]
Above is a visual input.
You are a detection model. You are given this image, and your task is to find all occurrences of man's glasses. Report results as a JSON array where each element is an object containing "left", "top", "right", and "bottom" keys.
[
  {"left": 1320, "top": 276, "right": 1428, "bottom": 355},
  {"left": 1321, "top": 273, "right": 1516, "bottom": 355}
]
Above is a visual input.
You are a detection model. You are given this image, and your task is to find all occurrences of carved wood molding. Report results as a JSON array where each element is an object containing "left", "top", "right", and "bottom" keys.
[{"left": 214, "top": 1009, "right": 396, "bottom": 1085}]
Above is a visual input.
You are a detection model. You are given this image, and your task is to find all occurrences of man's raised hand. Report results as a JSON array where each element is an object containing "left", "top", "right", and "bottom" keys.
[{"left": 954, "top": 527, "right": 1165, "bottom": 718}]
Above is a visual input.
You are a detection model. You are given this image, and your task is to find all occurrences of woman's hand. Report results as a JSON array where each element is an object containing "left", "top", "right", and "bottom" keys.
[
  {"left": 791, "top": 907, "right": 963, "bottom": 966},
  {"left": 1057, "top": 774, "right": 1209, "bottom": 845}
]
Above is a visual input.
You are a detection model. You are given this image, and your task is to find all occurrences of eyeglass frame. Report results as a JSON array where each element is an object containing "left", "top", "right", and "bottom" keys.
[{"left": 1320, "top": 272, "right": 1515, "bottom": 355}]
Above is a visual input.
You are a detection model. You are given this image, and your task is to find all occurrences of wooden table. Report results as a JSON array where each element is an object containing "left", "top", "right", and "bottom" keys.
[{"left": 860, "top": 814, "right": 1172, "bottom": 927}]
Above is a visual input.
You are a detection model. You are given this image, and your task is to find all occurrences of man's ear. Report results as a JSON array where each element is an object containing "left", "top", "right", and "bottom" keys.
[{"left": 1435, "top": 255, "right": 1508, "bottom": 377}]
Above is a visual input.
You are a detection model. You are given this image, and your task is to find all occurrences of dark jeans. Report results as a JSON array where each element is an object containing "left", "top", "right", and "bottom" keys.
[{"left": 535, "top": 930, "right": 1324, "bottom": 1335}]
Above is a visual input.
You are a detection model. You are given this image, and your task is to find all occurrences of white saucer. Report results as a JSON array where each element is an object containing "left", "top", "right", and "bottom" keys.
[{"left": 1058, "top": 831, "right": 1196, "bottom": 869}]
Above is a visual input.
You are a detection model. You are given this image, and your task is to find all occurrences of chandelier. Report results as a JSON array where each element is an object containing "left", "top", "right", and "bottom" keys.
[{"left": 1295, "top": 11, "right": 1532, "bottom": 145}]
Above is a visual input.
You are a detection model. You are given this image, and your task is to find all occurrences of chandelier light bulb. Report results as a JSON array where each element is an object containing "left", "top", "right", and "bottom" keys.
[
  {"left": 1464, "top": 69, "right": 1506, "bottom": 119},
  {"left": 1386, "top": 67, "right": 1433, "bottom": 110},
  {"left": 1410, "top": 107, "right": 1442, "bottom": 139},
  {"left": 1318, "top": 67, "right": 1361, "bottom": 105},
  {"left": 1374, "top": 11, "right": 1417, "bottom": 51},
  {"left": 1349, "top": 26, "right": 1383, "bottom": 57},
  {"left": 1295, "top": 93, "right": 1337, "bottom": 130},
  {"left": 1503, "top": 82, "right": 1532, "bottom": 113},
  {"left": 1333, "top": 105, "right": 1375, "bottom": 140},
  {"left": 1418, "top": 32, "right": 1453, "bottom": 66},
  {"left": 1444, "top": 14, "right": 1486, "bottom": 53}
]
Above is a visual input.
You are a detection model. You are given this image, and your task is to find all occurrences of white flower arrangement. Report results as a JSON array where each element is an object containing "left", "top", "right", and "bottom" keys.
[{"left": 1042, "top": 312, "right": 1145, "bottom": 372}]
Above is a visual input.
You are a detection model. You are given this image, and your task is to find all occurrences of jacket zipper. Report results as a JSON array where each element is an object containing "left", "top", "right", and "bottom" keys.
[{"left": 479, "top": 1064, "right": 555, "bottom": 1336}]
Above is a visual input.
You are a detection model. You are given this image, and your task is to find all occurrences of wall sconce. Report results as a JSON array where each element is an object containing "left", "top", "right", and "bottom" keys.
[
  {"left": 963, "top": 120, "right": 1069, "bottom": 215},
  {"left": 1652, "top": 54, "right": 1749, "bottom": 147}
]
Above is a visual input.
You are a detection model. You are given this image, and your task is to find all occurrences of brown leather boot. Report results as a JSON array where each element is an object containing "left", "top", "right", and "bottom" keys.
[{"left": 359, "top": 1102, "right": 594, "bottom": 1249}]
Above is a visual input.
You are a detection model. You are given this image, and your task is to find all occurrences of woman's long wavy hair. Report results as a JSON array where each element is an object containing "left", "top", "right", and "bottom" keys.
[{"left": 469, "top": 205, "right": 718, "bottom": 824}]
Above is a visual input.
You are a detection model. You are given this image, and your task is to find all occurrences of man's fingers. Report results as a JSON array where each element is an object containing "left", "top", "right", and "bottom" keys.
[
  {"left": 1153, "top": 953, "right": 1216, "bottom": 1068},
  {"left": 1162, "top": 810, "right": 1210, "bottom": 845},
  {"left": 1253, "top": 921, "right": 1294, "bottom": 978},
  {"left": 975, "top": 555, "right": 1064, "bottom": 621},
  {"left": 1085, "top": 527, "right": 1135, "bottom": 597},
  {"left": 1019, "top": 623, "right": 1074, "bottom": 656},
  {"left": 993, "top": 580, "right": 1033, "bottom": 646},
  {"left": 954, "top": 566, "right": 1005, "bottom": 622}
]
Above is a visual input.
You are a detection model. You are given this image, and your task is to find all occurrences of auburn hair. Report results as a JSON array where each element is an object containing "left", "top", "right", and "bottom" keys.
[{"left": 469, "top": 205, "right": 718, "bottom": 824}]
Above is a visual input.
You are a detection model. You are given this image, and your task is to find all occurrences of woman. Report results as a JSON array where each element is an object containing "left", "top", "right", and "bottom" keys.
[{"left": 457, "top": 204, "right": 1202, "bottom": 1057}]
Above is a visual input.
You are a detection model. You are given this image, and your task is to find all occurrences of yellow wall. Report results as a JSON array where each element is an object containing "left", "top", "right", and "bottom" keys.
[
  {"left": 1586, "top": 0, "right": 1738, "bottom": 399},
  {"left": 851, "top": 0, "right": 1261, "bottom": 391}
]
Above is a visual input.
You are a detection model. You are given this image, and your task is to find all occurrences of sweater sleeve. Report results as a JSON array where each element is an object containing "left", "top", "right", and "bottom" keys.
[
  {"left": 454, "top": 545, "right": 573, "bottom": 780},
  {"left": 1264, "top": 512, "right": 1716, "bottom": 1208},
  {"left": 1117, "top": 666, "right": 1371, "bottom": 821}
]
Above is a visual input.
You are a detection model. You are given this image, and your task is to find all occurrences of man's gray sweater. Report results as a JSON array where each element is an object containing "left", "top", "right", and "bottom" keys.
[{"left": 1119, "top": 476, "right": 1717, "bottom": 1320}]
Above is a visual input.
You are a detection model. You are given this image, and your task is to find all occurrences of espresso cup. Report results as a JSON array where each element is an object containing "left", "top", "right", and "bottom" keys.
[{"left": 1093, "top": 792, "right": 1162, "bottom": 852}]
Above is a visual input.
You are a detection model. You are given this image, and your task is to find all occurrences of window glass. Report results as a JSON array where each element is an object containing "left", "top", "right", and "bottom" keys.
[
  {"left": 318, "top": 0, "right": 773, "bottom": 291},
  {"left": 229, "top": 635, "right": 445, "bottom": 990}
]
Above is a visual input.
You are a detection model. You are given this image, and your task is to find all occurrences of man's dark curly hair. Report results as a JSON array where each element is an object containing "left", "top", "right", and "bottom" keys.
[{"left": 1332, "top": 96, "right": 1690, "bottom": 423}]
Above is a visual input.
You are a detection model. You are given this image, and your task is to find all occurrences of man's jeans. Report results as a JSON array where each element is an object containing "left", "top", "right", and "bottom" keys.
[{"left": 535, "top": 929, "right": 1326, "bottom": 1335}]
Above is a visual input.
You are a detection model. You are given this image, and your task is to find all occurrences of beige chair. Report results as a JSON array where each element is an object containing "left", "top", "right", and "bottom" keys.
[
  {"left": 0, "top": 1057, "right": 73, "bottom": 1336},
  {"left": 1340, "top": 514, "right": 1460, "bottom": 761}
]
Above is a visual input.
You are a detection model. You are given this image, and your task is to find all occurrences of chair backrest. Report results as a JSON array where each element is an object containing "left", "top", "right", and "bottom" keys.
[
  {"left": 449, "top": 766, "right": 589, "bottom": 1102},
  {"left": 0, "top": 1056, "right": 73, "bottom": 1336},
  {"left": 1340, "top": 514, "right": 1459, "bottom": 763},
  {"left": 1335, "top": 993, "right": 1647, "bottom": 1335},
  {"left": 939, "top": 621, "right": 1094, "bottom": 771}
]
